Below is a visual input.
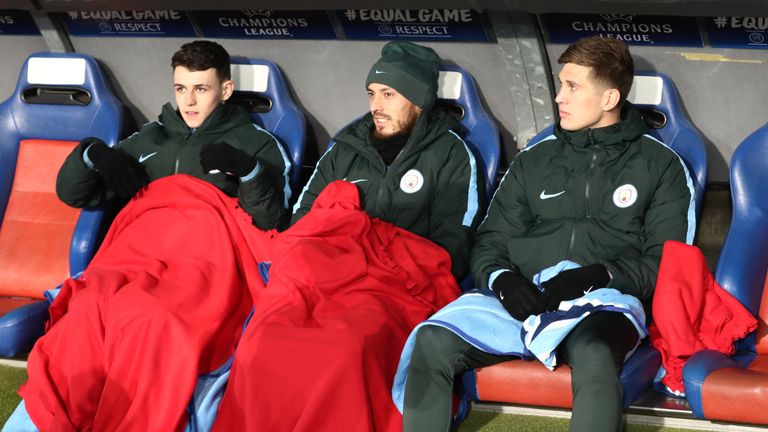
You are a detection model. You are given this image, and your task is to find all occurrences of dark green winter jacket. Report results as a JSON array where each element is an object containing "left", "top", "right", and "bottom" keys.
[
  {"left": 470, "top": 105, "right": 695, "bottom": 303},
  {"left": 291, "top": 108, "right": 485, "bottom": 280},
  {"left": 56, "top": 103, "right": 291, "bottom": 230}
]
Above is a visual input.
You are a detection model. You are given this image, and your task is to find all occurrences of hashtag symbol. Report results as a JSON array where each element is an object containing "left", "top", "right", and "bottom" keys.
[
  {"left": 344, "top": 9, "right": 358, "bottom": 21},
  {"left": 713, "top": 16, "right": 728, "bottom": 29}
]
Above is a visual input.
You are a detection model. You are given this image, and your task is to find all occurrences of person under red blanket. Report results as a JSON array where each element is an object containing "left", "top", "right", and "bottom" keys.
[
  {"left": 19, "top": 175, "right": 276, "bottom": 431},
  {"left": 211, "top": 41, "right": 483, "bottom": 431}
]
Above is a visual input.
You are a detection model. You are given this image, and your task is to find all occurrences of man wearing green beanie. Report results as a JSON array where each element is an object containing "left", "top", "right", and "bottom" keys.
[
  {"left": 209, "top": 41, "right": 485, "bottom": 431},
  {"left": 292, "top": 41, "right": 483, "bottom": 281}
]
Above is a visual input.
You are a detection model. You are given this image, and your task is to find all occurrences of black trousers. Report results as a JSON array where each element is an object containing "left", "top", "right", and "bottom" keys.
[{"left": 403, "top": 311, "right": 639, "bottom": 432}]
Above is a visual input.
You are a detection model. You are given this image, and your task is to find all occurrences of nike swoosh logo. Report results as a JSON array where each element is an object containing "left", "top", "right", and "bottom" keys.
[
  {"left": 138, "top": 152, "right": 158, "bottom": 163},
  {"left": 583, "top": 285, "right": 594, "bottom": 295},
  {"left": 499, "top": 290, "right": 504, "bottom": 300},
  {"left": 375, "top": 70, "right": 386, "bottom": 74},
  {"left": 539, "top": 190, "right": 565, "bottom": 200}
]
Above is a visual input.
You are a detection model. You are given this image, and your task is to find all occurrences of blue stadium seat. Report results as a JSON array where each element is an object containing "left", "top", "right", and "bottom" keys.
[
  {"left": 458, "top": 71, "right": 708, "bottom": 418},
  {"left": 682, "top": 124, "right": 768, "bottom": 425},
  {"left": 437, "top": 65, "right": 500, "bottom": 292},
  {"left": 0, "top": 52, "right": 122, "bottom": 357},
  {"left": 437, "top": 64, "right": 501, "bottom": 199},
  {"left": 230, "top": 58, "right": 305, "bottom": 195}
]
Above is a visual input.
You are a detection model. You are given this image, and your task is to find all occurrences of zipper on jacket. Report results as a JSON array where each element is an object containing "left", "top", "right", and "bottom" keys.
[
  {"left": 566, "top": 219, "right": 577, "bottom": 259},
  {"left": 175, "top": 131, "right": 193, "bottom": 175},
  {"left": 369, "top": 168, "right": 388, "bottom": 217},
  {"left": 585, "top": 145, "right": 599, "bottom": 217},
  {"left": 568, "top": 130, "right": 596, "bottom": 258}
]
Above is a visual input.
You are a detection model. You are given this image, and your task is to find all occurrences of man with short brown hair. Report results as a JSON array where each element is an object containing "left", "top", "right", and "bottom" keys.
[
  {"left": 57, "top": 40, "right": 290, "bottom": 230},
  {"left": 401, "top": 36, "right": 695, "bottom": 432}
]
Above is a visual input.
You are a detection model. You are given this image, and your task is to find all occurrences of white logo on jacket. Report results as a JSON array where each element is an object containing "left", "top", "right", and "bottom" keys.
[
  {"left": 138, "top": 152, "right": 158, "bottom": 163},
  {"left": 400, "top": 169, "right": 424, "bottom": 194},
  {"left": 540, "top": 190, "right": 565, "bottom": 200},
  {"left": 613, "top": 184, "right": 638, "bottom": 208}
]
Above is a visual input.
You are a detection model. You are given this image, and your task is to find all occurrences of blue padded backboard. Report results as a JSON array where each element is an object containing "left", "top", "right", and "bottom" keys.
[
  {"left": 437, "top": 64, "right": 501, "bottom": 199},
  {"left": 230, "top": 58, "right": 306, "bottom": 195}
]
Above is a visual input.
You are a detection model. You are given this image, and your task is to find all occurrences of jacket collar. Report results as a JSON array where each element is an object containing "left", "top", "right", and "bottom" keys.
[
  {"left": 159, "top": 103, "right": 252, "bottom": 136},
  {"left": 554, "top": 103, "right": 648, "bottom": 152},
  {"left": 335, "top": 107, "right": 462, "bottom": 169}
]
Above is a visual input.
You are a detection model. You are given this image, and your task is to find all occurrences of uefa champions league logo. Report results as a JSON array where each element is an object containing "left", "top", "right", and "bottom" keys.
[
  {"left": 599, "top": 14, "right": 634, "bottom": 23},
  {"left": 242, "top": 10, "right": 272, "bottom": 18}
]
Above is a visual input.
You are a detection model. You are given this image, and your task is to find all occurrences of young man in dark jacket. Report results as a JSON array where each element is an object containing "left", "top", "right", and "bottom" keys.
[
  {"left": 402, "top": 37, "right": 695, "bottom": 432},
  {"left": 56, "top": 40, "right": 291, "bottom": 230},
  {"left": 291, "top": 41, "right": 483, "bottom": 279}
]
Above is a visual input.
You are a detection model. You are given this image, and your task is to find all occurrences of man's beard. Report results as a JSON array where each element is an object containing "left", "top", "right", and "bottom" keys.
[{"left": 372, "top": 111, "right": 420, "bottom": 140}]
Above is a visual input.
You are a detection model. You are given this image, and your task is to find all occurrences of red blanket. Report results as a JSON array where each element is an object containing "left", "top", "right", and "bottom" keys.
[
  {"left": 212, "top": 181, "right": 460, "bottom": 432},
  {"left": 20, "top": 175, "right": 275, "bottom": 432},
  {"left": 649, "top": 240, "right": 757, "bottom": 394}
]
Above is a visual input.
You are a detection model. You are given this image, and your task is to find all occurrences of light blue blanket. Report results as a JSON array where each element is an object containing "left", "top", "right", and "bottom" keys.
[{"left": 391, "top": 286, "right": 647, "bottom": 413}]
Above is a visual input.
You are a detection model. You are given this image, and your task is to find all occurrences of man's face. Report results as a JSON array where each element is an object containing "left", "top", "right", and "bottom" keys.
[
  {"left": 173, "top": 66, "right": 233, "bottom": 128},
  {"left": 555, "top": 63, "right": 616, "bottom": 131},
  {"left": 368, "top": 83, "right": 422, "bottom": 139}
]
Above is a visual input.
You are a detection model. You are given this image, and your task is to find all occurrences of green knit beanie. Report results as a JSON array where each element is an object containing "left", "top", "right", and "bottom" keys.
[{"left": 366, "top": 41, "right": 440, "bottom": 109}]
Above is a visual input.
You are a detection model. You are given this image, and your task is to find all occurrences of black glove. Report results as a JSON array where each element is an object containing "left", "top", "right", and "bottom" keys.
[
  {"left": 200, "top": 142, "right": 258, "bottom": 178},
  {"left": 492, "top": 271, "right": 543, "bottom": 321},
  {"left": 85, "top": 137, "right": 149, "bottom": 199},
  {"left": 539, "top": 264, "right": 610, "bottom": 312}
]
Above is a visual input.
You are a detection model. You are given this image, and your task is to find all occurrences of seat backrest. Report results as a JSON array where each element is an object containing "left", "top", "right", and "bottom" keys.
[
  {"left": 230, "top": 59, "right": 305, "bottom": 198},
  {"left": 714, "top": 125, "right": 768, "bottom": 354},
  {"left": 437, "top": 64, "right": 500, "bottom": 199},
  {"left": 527, "top": 71, "right": 708, "bottom": 215},
  {"left": 0, "top": 53, "right": 122, "bottom": 299}
]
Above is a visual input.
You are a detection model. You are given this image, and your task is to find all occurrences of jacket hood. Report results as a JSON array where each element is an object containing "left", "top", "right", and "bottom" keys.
[
  {"left": 554, "top": 103, "right": 649, "bottom": 150},
  {"left": 159, "top": 102, "right": 254, "bottom": 136}
]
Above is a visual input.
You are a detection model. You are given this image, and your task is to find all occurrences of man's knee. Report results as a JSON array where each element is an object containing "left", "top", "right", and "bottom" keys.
[
  {"left": 564, "top": 313, "right": 638, "bottom": 373},
  {"left": 568, "top": 334, "right": 615, "bottom": 360},
  {"left": 412, "top": 325, "right": 463, "bottom": 358}
]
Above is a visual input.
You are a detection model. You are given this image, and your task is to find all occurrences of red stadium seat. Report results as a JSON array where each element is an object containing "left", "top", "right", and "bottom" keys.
[
  {"left": 683, "top": 123, "right": 768, "bottom": 425},
  {"left": 0, "top": 53, "right": 123, "bottom": 357}
]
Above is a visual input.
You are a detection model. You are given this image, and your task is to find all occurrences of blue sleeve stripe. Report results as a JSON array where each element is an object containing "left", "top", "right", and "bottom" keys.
[
  {"left": 478, "top": 167, "right": 509, "bottom": 228},
  {"left": 449, "top": 131, "right": 479, "bottom": 227},
  {"left": 527, "top": 134, "right": 556, "bottom": 148},
  {"left": 239, "top": 161, "right": 263, "bottom": 182},
  {"left": 82, "top": 143, "right": 95, "bottom": 169},
  {"left": 488, "top": 269, "right": 512, "bottom": 290},
  {"left": 251, "top": 124, "right": 292, "bottom": 209},
  {"left": 642, "top": 134, "right": 697, "bottom": 244},
  {"left": 292, "top": 142, "right": 336, "bottom": 215}
]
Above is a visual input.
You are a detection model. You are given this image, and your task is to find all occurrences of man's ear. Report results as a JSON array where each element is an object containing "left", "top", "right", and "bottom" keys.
[
  {"left": 221, "top": 79, "right": 234, "bottom": 102},
  {"left": 602, "top": 88, "right": 621, "bottom": 112}
]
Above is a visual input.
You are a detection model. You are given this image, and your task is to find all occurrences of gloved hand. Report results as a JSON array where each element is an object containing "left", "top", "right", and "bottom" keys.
[
  {"left": 539, "top": 263, "right": 610, "bottom": 312},
  {"left": 200, "top": 142, "right": 258, "bottom": 178},
  {"left": 492, "top": 271, "right": 543, "bottom": 321},
  {"left": 85, "top": 137, "right": 149, "bottom": 199}
]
